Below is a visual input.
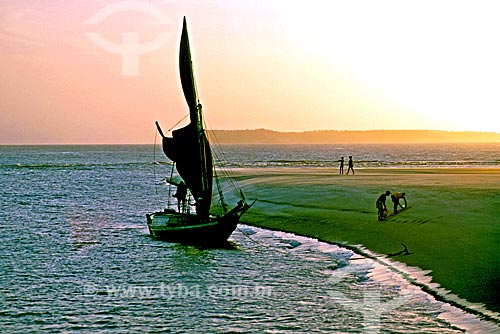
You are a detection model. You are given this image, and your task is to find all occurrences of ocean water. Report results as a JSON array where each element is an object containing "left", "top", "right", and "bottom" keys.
[
  {"left": 215, "top": 142, "right": 500, "bottom": 168},
  {"left": 1, "top": 144, "right": 499, "bottom": 333}
]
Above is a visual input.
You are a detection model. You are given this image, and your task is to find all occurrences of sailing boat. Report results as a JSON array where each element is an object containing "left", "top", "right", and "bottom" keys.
[{"left": 146, "top": 17, "right": 251, "bottom": 245}]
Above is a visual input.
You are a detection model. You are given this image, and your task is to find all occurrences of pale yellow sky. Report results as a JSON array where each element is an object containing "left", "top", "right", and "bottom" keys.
[{"left": 1, "top": 0, "right": 500, "bottom": 144}]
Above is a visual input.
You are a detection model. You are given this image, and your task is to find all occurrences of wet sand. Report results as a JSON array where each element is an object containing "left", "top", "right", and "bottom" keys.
[{"left": 234, "top": 168, "right": 500, "bottom": 313}]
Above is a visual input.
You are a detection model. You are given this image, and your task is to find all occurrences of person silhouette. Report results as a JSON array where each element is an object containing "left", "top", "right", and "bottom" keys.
[
  {"left": 376, "top": 190, "right": 391, "bottom": 221},
  {"left": 173, "top": 181, "right": 187, "bottom": 212},
  {"left": 339, "top": 157, "right": 344, "bottom": 175},
  {"left": 391, "top": 192, "right": 407, "bottom": 214},
  {"left": 346, "top": 156, "right": 354, "bottom": 175}
]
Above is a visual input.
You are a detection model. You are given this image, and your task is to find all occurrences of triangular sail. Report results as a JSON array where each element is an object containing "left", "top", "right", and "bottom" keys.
[
  {"left": 162, "top": 17, "right": 213, "bottom": 218},
  {"left": 179, "top": 16, "right": 198, "bottom": 122}
]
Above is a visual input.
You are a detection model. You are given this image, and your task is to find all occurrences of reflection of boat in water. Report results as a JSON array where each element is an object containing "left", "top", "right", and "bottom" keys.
[{"left": 146, "top": 17, "right": 251, "bottom": 245}]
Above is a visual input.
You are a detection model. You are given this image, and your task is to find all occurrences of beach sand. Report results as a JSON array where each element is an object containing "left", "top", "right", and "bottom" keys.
[{"left": 234, "top": 168, "right": 500, "bottom": 313}]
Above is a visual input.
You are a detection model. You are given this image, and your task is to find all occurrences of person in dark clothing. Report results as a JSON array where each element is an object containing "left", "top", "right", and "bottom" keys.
[
  {"left": 346, "top": 156, "right": 354, "bottom": 175},
  {"left": 174, "top": 181, "right": 187, "bottom": 212},
  {"left": 339, "top": 157, "right": 344, "bottom": 175},
  {"left": 376, "top": 190, "right": 391, "bottom": 221},
  {"left": 391, "top": 192, "right": 407, "bottom": 214}
]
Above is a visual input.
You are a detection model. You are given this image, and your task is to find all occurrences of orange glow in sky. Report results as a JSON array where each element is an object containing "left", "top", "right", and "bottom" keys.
[{"left": 1, "top": 1, "right": 500, "bottom": 144}]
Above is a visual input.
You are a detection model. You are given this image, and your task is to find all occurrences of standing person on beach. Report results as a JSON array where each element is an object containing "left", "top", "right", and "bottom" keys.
[
  {"left": 376, "top": 190, "right": 391, "bottom": 221},
  {"left": 346, "top": 156, "right": 354, "bottom": 175},
  {"left": 339, "top": 157, "right": 344, "bottom": 175},
  {"left": 391, "top": 192, "right": 407, "bottom": 214}
]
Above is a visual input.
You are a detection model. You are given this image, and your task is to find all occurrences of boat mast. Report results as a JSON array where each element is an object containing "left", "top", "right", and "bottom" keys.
[{"left": 196, "top": 103, "right": 210, "bottom": 195}]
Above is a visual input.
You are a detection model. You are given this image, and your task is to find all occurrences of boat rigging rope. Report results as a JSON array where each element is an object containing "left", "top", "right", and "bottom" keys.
[
  {"left": 213, "top": 167, "right": 227, "bottom": 213},
  {"left": 167, "top": 114, "right": 189, "bottom": 133},
  {"left": 203, "top": 117, "right": 245, "bottom": 199},
  {"left": 153, "top": 131, "right": 162, "bottom": 210},
  {"left": 153, "top": 116, "right": 189, "bottom": 212},
  {"left": 167, "top": 162, "right": 175, "bottom": 209}
]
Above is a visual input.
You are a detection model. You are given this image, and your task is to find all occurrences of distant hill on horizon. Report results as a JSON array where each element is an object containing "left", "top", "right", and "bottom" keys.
[{"left": 208, "top": 129, "right": 500, "bottom": 144}]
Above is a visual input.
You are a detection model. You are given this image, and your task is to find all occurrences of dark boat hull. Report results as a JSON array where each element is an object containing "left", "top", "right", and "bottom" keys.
[{"left": 146, "top": 203, "right": 249, "bottom": 245}]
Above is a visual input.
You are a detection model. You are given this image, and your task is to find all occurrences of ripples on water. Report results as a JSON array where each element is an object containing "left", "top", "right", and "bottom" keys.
[
  {"left": 1, "top": 145, "right": 499, "bottom": 333},
  {"left": 2, "top": 223, "right": 497, "bottom": 333}
]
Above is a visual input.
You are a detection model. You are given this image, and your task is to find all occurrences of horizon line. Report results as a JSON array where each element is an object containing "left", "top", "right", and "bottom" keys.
[{"left": 2, "top": 128, "right": 500, "bottom": 146}]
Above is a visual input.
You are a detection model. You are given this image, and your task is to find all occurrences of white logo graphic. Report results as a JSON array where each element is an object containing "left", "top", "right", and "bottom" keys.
[
  {"left": 327, "top": 264, "right": 414, "bottom": 333},
  {"left": 84, "top": 1, "right": 173, "bottom": 75}
]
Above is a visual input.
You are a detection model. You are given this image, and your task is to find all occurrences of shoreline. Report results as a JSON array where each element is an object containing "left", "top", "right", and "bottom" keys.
[
  {"left": 241, "top": 222, "right": 500, "bottom": 324},
  {"left": 234, "top": 167, "right": 500, "bottom": 316},
  {"left": 237, "top": 224, "right": 500, "bottom": 332},
  {"left": 233, "top": 166, "right": 500, "bottom": 173}
]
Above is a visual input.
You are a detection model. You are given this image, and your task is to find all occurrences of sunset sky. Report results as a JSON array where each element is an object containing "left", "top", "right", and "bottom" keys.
[{"left": 2, "top": 0, "right": 500, "bottom": 144}]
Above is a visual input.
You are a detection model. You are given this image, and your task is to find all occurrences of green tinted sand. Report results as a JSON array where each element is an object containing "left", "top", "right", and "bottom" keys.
[{"left": 236, "top": 168, "right": 500, "bottom": 312}]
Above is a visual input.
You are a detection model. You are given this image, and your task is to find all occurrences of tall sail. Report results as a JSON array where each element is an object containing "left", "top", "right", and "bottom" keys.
[
  {"left": 162, "top": 17, "right": 213, "bottom": 218},
  {"left": 179, "top": 17, "right": 198, "bottom": 123}
]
